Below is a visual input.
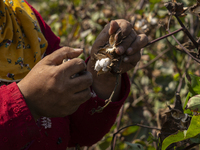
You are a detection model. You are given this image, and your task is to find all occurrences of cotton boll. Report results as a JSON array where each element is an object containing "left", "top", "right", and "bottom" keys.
[
  {"left": 98, "top": 59, "right": 105, "bottom": 68},
  {"left": 141, "top": 24, "right": 148, "bottom": 30},
  {"left": 102, "top": 58, "right": 111, "bottom": 67},
  {"left": 94, "top": 60, "right": 101, "bottom": 71},
  {"left": 102, "top": 67, "right": 109, "bottom": 72},
  {"left": 93, "top": 31, "right": 122, "bottom": 75},
  {"left": 150, "top": 18, "right": 158, "bottom": 25},
  {"left": 94, "top": 58, "right": 111, "bottom": 73},
  {"left": 98, "top": 58, "right": 110, "bottom": 68}
]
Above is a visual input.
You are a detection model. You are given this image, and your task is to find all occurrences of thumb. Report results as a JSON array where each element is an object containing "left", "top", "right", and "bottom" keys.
[
  {"left": 45, "top": 47, "right": 83, "bottom": 65},
  {"left": 109, "top": 20, "right": 120, "bottom": 35},
  {"left": 93, "top": 20, "right": 119, "bottom": 51}
]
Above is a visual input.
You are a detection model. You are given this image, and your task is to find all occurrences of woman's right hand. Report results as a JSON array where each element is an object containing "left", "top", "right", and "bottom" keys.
[{"left": 17, "top": 47, "right": 93, "bottom": 120}]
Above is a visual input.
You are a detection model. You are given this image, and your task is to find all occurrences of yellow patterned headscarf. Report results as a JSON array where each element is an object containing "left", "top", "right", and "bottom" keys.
[{"left": 0, "top": 0, "right": 48, "bottom": 82}]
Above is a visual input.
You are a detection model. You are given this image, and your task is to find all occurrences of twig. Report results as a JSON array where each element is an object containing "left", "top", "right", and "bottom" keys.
[
  {"left": 183, "top": 143, "right": 199, "bottom": 150},
  {"left": 112, "top": 105, "right": 124, "bottom": 150},
  {"left": 131, "top": 48, "right": 143, "bottom": 83},
  {"left": 165, "top": 15, "right": 189, "bottom": 88},
  {"left": 176, "top": 57, "right": 191, "bottom": 93},
  {"left": 91, "top": 57, "right": 123, "bottom": 114},
  {"left": 130, "top": 0, "right": 145, "bottom": 26},
  {"left": 164, "top": 30, "right": 183, "bottom": 79},
  {"left": 166, "top": 29, "right": 200, "bottom": 63},
  {"left": 111, "top": 124, "right": 160, "bottom": 150},
  {"left": 133, "top": 121, "right": 143, "bottom": 140},
  {"left": 167, "top": 14, "right": 172, "bottom": 31},
  {"left": 138, "top": 48, "right": 170, "bottom": 70},
  {"left": 132, "top": 0, "right": 143, "bottom": 12},
  {"left": 175, "top": 15, "right": 199, "bottom": 49},
  {"left": 145, "top": 27, "right": 184, "bottom": 47}
]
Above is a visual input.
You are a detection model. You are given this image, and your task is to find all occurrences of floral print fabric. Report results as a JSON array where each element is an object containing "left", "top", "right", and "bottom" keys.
[{"left": 0, "top": 0, "right": 48, "bottom": 82}]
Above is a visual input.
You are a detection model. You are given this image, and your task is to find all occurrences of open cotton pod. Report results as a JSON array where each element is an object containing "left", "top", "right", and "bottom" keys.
[{"left": 92, "top": 31, "right": 123, "bottom": 75}]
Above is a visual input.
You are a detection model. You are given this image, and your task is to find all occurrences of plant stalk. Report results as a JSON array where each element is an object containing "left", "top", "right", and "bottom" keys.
[
  {"left": 145, "top": 27, "right": 184, "bottom": 47},
  {"left": 175, "top": 15, "right": 199, "bottom": 49}
]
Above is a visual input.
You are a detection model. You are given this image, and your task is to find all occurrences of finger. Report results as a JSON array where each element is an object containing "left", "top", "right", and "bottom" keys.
[
  {"left": 114, "top": 19, "right": 133, "bottom": 41},
  {"left": 109, "top": 20, "right": 120, "bottom": 35},
  {"left": 44, "top": 47, "right": 83, "bottom": 65},
  {"left": 126, "top": 34, "right": 148, "bottom": 55},
  {"left": 115, "top": 29, "right": 137, "bottom": 55},
  {"left": 61, "top": 58, "right": 87, "bottom": 78},
  {"left": 123, "top": 51, "right": 141, "bottom": 64},
  {"left": 74, "top": 87, "right": 91, "bottom": 103},
  {"left": 70, "top": 71, "right": 93, "bottom": 93},
  {"left": 94, "top": 20, "right": 120, "bottom": 47}
]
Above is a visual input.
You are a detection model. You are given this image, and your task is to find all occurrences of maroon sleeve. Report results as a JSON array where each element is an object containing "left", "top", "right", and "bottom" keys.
[
  {"left": 68, "top": 73, "right": 130, "bottom": 147},
  {"left": 25, "top": 1, "right": 61, "bottom": 55},
  {"left": 0, "top": 83, "right": 40, "bottom": 149}
]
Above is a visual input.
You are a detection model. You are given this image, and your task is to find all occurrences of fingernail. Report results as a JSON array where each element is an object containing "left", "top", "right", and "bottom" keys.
[
  {"left": 127, "top": 47, "right": 132, "bottom": 55},
  {"left": 117, "top": 46, "right": 124, "bottom": 55},
  {"left": 74, "top": 48, "right": 83, "bottom": 51},
  {"left": 70, "top": 73, "right": 80, "bottom": 79},
  {"left": 123, "top": 57, "right": 129, "bottom": 62}
]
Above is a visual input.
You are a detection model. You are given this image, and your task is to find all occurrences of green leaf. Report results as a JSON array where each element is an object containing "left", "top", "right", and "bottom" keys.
[
  {"left": 98, "top": 136, "right": 112, "bottom": 150},
  {"left": 157, "top": 10, "right": 168, "bottom": 17},
  {"left": 148, "top": 147, "right": 156, "bottom": 150},
  {"left": 190, "top": 134, "right": 200, "bottom": 143},
  {"left": 135, "top": 9, "right": 144, "bottom": 15},
  {"left": 149, "top": 0, "right": 161, "bottom": 4},
  {"left": 184, "top": 92, "right": 192, "bottom": 114},
  {"left": 162, "top": 115, "right": 200, "bottom": 150},
  {"left": 125, "top": 142, "right": 145, "bottom": 150},
  {"left": 184, "top": 74, "right": 200, "bottom": 114},
  {"left": 122, "top": 126, "right": 140, "bottom": 136},
  {"left": 187, "top": 74, "right": 200, "bottom": 97},
  {"left": 186, "top": 95, "right": 200, "bottom": 112},
  {"left": 69, "top": 0, "right": 81, "bottom": 6},
  {"left": 147, "top": 132, "right": 157, "bottom": 144}
]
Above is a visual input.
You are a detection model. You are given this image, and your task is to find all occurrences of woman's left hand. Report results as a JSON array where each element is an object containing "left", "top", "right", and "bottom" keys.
[{"left": 90, "top": 19, "right": 148, "bottom": 73}]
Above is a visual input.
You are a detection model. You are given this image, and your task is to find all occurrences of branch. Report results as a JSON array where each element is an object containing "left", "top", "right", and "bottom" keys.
[
  {"left": 175, "top": 15, "right": 199, "bottom": 50},
  {"left": 166, "top": 40, "right": 182, "bottom": 78},
  {"left": 131, "top": 48, "right": 144, "bottom": 83},
  {"left": 176, "top": 56, "right": 191, "bottom": 93},
  {"left": 112, "top": 106, "right": 124, "bottom": 150},
  {"left": 165, "top": 14, "right": 191, "bottom": 93},
  {"left": 138, "top": 48, "right": 170, "bottom": 70},
  {"left": 145, "top": 27, "right": 184, "bottom": 47},
  {"left": 111, "top": 124, "right": 160, "bottom": 150},
  {"left": 183, "top": 143, "right": 199, "bottom": 150},
  {"left": 166, "top": 29, "right": 200, "bottom": 63}
]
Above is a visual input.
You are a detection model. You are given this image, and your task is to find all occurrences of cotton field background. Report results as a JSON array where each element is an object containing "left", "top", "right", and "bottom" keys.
[{"left": 27, "top": 0, "right": 200, "bottom": 149}]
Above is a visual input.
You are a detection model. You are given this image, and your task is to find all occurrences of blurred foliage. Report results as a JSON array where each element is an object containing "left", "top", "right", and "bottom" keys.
[{"left": 27, "top": 0, "right": 200, "bottom": 149}]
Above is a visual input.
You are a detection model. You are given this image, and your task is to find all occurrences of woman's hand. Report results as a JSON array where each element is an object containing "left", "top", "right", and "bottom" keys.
[
  {"left": 87, "top": 19, "right": 148, "bottom": 101},
  {"left": 18, "top": 47, "right": 93, "bottom": 120},
  {"left": 90, "top": 19, "right": 148, "bottom": 73}
]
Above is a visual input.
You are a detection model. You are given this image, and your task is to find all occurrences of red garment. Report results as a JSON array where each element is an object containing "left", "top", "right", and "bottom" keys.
[{"left": 0, "top": 1, "right": 130, "bottom": 150}]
